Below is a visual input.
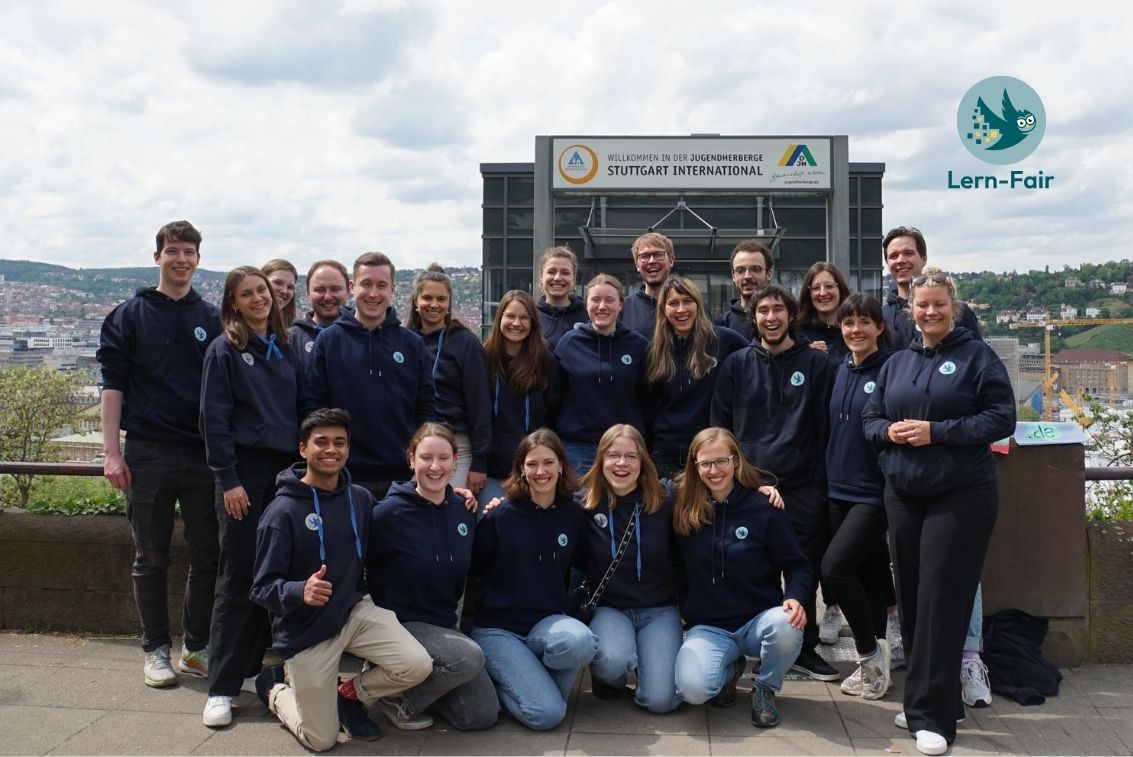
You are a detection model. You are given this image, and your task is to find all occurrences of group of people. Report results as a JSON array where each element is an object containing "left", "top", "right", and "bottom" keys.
[{"left": 97, "top": 221, "right": 1014, "bottom": 755}]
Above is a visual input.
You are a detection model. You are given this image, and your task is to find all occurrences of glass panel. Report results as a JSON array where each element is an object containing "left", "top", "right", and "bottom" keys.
[
  {"left": 506, "top": 208, "right": 534, "bottom": 233},
  {"left": 774, "top": 207, "right": 827, "bottom": 236},
  {"left": 605, "top": 208, "right": 672, "bottom": 229},
  {"left": 483, "top": 177, "right": 504, "bottom": 205},
  {"left": 553, "top": 237, "right": 584, "bottom": 253},
  {"left": 508, "top": 238, "right": 534, "bottom": 267},
  {"left": 506, "top": 268, "right": 533, "bottom": 294},
  {"left": 849, "top": 177, "right": 859, "bottom": 205},
  {"left": 861, "top": 208, "right": 882, "bottom": 236},
  {"left": 861, "top": 177, "right": 882, "bottom": 205},
  {"left": 483, "top": 208, "right": 503, "bottom": 235},
  {"left": 777, "top": 238, "right": 827, "bottom": 270},
  {"left": 506, "top": 177, "right": 535, "bottom": 205},
  {"left": 773, "top": 192, "right": 825, "bottom": 206},
  {"left": 485, "top": 267, "right": 504, "bottom": 301},
  {"left": 484, "top": 238, "right": 503, "bottom": 266},
  {"left": 697, "top": 208, "right": 757, "bottom": 227},
  {"left": 849, "top": 211, "right": 859, "bottom": 236},
  {"left": 554, "top": 208, "right": 591, "bottom": 235}
]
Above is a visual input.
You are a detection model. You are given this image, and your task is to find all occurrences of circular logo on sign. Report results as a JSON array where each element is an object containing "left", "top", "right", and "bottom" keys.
[
  {"left": 790, "top": 371, "right": 805, "bottom": 386},
  {"left": 305, "top": 341, "right": 314, "bottom": 353},
  {"left": 956, "top": 76, "right": 1046, "bottom": 165},
  {"left": 939, "top": 361, "right": 957, "bottom": 375},
  {"left": 457, "top": 523, "right": 469, "bottom": 537},
  {"left": 557, "top": 143, "right": 600, "bottom": 186},
  {"left": 864, "top": 381, "right": 877, "bottom": 394},
  {"left": 621, "top": 354, "right": 632, "bottom": 365},
  {"left": 594, "top": 513, "right": 608, "bottom": 528},
  {"left": 194, "top": 326, "right": 207, "bottom": 342},
  {"left": 557, "top": 534, "right": 568, "bottom": 547},
  {"left": 241, "top": 353, "right": 254, "bottom": 366},
  {"left": 392, "top": 351, "right": 405, "bottom": 364},
  {"left": 735, "top": 526, "right": 749, "bottom": 540},
  {"left": 304, "top": 513, "right": 322, "bottom": 531}
]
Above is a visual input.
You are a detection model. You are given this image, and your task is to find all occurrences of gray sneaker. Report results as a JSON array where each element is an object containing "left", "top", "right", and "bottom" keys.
[
  {"left": 887, "top": 611, "right": 906, "bottom": 669},
  {"left": 859, "top": 639, "right": 892, "bottom": 700},
  {"left": 377, "top": 696, "right": 434, "bottom": 730},
  {"left": 839, "top": 664, "right": 863, "bottom": 696},
  {"left": 144, "top": 645, "right": 177, "bottom": 688}
]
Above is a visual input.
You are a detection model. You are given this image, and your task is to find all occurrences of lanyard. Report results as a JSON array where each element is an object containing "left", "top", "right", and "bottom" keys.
[{"left": 311, "top": 486, "right": 361, "bottom": 561}]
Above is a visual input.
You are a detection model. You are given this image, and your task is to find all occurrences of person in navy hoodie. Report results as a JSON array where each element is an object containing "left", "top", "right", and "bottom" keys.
[
  {"left": 646, "top": 276, "right": 747, "bottom": 478},
  {"left": 367, "top": 423, "right": 499, "bottom": 731},
  {"left": 714, "top": 241, "right": 774, "bottom": 341},
  {"left": 710, "top": 283, "right": 839, "bottom": 683},
  {"left": 672, "top": 427, "right": 808, "bottom": 729},
  {"left": 262, "top": 258, "right": 299, "bottom": 327},
  {"left": 796, "top": 261, "right": 852, "bottom": 366},
  {"left": 554, "top": 274, "right": 650, "bottom": 476},
  {"left": 820, "top": 293, "right": 895, "bottom": 703},
  {"left": 98, "top": 220, "right": 221, "bottom": 689},
  {"left": 621, "top": 232, "right": 676, "bottom": 337},
  {"left": 251, "top": 408, "right": 432, "bottom": 751},
  {"left": 199, "top": 266, "right": 303, "bottom": 728},
  {"left": 302, "top": 252, "right": 436, "bottom": 499},
  {"left": 536, "top": 246, "right": 587, "bottom": 349},
  {"left": 480, "top": 290, "right": 560, "bottom": 508},
  {"left": 862, "top": 269, "right": 1015, "bottom": 757},
  {"left": 406, "top": 265, "right": 491, "bottom": 495},
  {"left": 470, "top": 429, "right": 596, "bottom": 730},
  {"left": 290, "top": 260, "right": 350, "bottom": 361}
]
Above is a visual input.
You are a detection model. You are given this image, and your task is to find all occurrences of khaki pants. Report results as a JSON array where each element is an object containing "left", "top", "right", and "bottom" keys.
[{"left": 268, "top": 600, "right": 432, "bottom": 751}]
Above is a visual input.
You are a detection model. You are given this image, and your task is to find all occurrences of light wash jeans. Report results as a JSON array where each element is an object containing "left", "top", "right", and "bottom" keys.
[
  {"left": 472, "top": 614, "right": 598, "bottom": 730},
  {"left": 675, "top": 606, "right": 804, "bottom": 705},
  {"left": 965, "top": 583, "right": 984, "bottom": 653},
  {"left": 563, "top": 441, "right": 597, "bottom": 478},
  {"left": 589, "top": 605, "right": 683, "bottom": 713},
  {"left": 451, "top": 432, "right": 473, "bottom": 489}
]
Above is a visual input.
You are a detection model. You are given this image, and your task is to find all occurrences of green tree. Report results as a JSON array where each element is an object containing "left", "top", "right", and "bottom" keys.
[
  {"left": 0, "top": 366, "right": 86, "bottom": 507},
  {"left": 1083, "top": 400, "right": 1133, "bottom": 520}
]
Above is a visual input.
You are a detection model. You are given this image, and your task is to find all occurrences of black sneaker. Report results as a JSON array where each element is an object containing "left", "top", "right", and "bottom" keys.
[
  {"left": 790, "top": 647, "right": 841, "bottom": 682},
  {"left": 710, "top": 659, "right": 746, "bottom": 708},
  {"left": 337, "top": 694, "right": 383, "bottom": 741},
  {"left": 750, "top": 682, "right": 781, "bottom": 728},
  {"left": 254, "top": 665, "right": 285, "bottom": 708},
  {"left": 591, "top": 678, "right": 626, "bottom": 701}
]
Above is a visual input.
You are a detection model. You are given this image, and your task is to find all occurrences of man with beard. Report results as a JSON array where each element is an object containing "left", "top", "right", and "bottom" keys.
[
  {"left": 291, "top": 260, "right": 351, "bottom": 359},
  {"left": 714, "top": 241, "right": 774, "bottom": 341},
  {"left": 621, "top": 232, "right": 676, "bottom": 338}
]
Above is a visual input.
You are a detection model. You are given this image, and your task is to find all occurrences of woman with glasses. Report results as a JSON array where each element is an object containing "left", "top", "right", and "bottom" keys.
[
  {"left": 536, "top": 246, "right": 587, "bottom": 349},
  {"left": 797, "top": 262, "right": 853, "bottom": 365},
  {"left": 554, "top": 274, "right": 650, "bottom": 476},
  {"left": 672, "top": 427, "right": 809, "bottom": 729},
  {"left": 646, "top": 276, "right": 747, "bottom": 478},
  {"left": 863, "top": 268, "right": 1015, "bottom": 756},
  {"left": 470, "top": 429, "right": 596, "bottom": 730}
]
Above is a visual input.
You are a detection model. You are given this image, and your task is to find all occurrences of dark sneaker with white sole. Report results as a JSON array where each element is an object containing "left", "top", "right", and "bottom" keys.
[{"left": 790, "top": 647, "right": 841, "bottom": 682}]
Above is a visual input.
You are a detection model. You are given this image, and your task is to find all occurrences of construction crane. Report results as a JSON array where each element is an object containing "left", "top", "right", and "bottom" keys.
[{"left": 1011, "top": 317, "right": 1133, "bottom": 420}]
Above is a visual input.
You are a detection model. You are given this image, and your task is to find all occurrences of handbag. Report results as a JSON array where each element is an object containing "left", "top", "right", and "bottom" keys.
[{"left": 570, "top": 502, "right": 640, "bottom": 624}]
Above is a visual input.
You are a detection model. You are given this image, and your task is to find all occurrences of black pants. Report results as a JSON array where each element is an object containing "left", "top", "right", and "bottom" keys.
[
  {"left": 124, "top": 438, "right": 218, "bottom": 653},
  {"left": 886, "top": 484, "right": 997, "bottom": 744},
  {"left": 780, "top": 480, "right": 829, "bottom": 651},
  {"left": 207, "top": 448, "right": 295, "bottom": 696},
  {"left": 822, "top": 498, "right": 890, "bottom": 655}
]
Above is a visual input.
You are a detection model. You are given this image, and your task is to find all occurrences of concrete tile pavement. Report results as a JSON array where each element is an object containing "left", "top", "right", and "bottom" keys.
[{"left": 1, "top": 632, "right": 1131, "bottom": 756}]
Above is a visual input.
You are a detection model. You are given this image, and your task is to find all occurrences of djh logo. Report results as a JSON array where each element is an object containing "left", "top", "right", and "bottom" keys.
[{"left": 778, "top": 144, "right": 817, "bottom": 167}]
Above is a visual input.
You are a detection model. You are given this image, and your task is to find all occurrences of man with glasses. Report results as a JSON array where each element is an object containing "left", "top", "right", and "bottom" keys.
[
  {"left": 711, "top": 284, "right": 839, "bottom": 683},
  {"left": 621, "top": 232, "right": 676, "bottom": 337},
  {"left": 882, "top": 227, "right": 981, "bottom": 349},
  {"left": 715, "top": 241, "right": 774, "bottom": 341}
]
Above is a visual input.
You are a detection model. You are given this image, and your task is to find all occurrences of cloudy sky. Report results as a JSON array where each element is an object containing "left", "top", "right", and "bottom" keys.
[{"left": 2, "top": 0, "right": 1130, "bottom": 277}]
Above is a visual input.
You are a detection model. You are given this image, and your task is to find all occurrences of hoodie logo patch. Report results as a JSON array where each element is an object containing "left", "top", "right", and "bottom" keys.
[
  {"left": 621, "top": 354, "right": 632, "bottom": 365},
  {"left": 305, "top": 341, "right": 314, "bottom": 353},
  {"left": 557, "top": 533, "right": 569, "bottom": 547},
  {"left": 573, "top": 321, "right": 584, "bottom": 330},
  {"left": 304, "top": 513, "right": 322, "bottom": 531},
  {"left": 864, "top": 381, "right": 877, "bottom": 394},
  {"left": 242, "top": 353, "right": 254, "bottom": 366},
  {"left": 735, "top": 526, "right": 749, "bottom": 540},
  {"left": 392, "top": 351, "right": 405, "bottom": 364},
  {"left": 457, "top": 523, "right": 469, "bottom": 537},
  {"left": 711, "top": 357, "right": 718, "bottom": 368},
  {"left": 790, "top": 371, "right": 805, "bottom": 386},
  {"left": 194, "top": 326, "right": 207, "bottom": 342},
  {"left": 939, "top": 361, "right": 957, "bottom": 375},
  {"left": 594, "top": 513, "right": 608, "bottom": 528}
]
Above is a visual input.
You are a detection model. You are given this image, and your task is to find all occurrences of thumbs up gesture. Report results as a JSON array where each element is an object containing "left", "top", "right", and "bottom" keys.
[{"left": 304, "top": 564, "right": 333, "bottom": 606}]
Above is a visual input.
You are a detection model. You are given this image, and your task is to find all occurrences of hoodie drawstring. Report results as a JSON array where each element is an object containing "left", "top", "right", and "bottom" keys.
[
  {"left": 310, "top": 486, "right": 362, "bottom": 562},
  {"left": 430, "top": 328, "right": 446, "bottom": 399}
]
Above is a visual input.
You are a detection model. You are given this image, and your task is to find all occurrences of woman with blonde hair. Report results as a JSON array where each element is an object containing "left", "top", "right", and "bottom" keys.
[{"left": 535, "top": 246, "right": 587, "bottom": 349}]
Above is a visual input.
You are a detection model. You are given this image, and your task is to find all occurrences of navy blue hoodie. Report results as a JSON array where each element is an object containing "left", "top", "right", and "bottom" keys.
[
  {"left": 714, "top": 298, "right": 755, "bottom": 342},
  {"left": 367, "top": 481, "right": 475, "bottom": 629},
  {"left": 200, "top": 332, "right": 303, "bottom": 490},
  {"left": 487, "top": 352, "right": 562, "bottom": 479},
  {"left": 798, "top": 322, "right": 849, "bottom": 366},
  {"left": 647, "top": 326, "right": 748, "bottom": 465},
  {"left": 554, "top": 323, "right": 650, "bottom": 444},
  {"left": 471, "top": 495, "right": 588, "bottom": 635},
  {"left": 537, "top": 295, "right": 588, "bottom": 350},
  {"left": 675, "top": 485, "right": 811, "bottom": 632},
  {"left": 251, "top": 464, "right": 372, "bottom": 660},
  {"left": 418, "top": 325, "right": 492, "bottom": 474},
  {"left": 98, "top": 287, "right": 221, "bottom": 444},
  {"left": 862, "top": 328, "right": 1016, "bottom": 497},
  {"left": 289, "top": 312, "right": 329, "bottom": 363},
  {"left": 883, "top": 282, "right": 983, "bottom": 350},
  {"left": 582, "top": 486, "right": 678, "bottom": 609},
  {"left": 621, "top": 285, "right": 658, "bottom": 338},
  {"left": 711, "top": 340, "right": 835, "bottom": 488},
  {"left": 302, "top": 308, "right": 437, "bottom": 481},
  {"left": 825, "top": 348, "right": 893, "bottom": 505}
]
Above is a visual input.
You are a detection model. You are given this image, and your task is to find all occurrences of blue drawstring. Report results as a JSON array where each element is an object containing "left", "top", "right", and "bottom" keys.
[
  {"left": 310, "top": 486, "right": 362, "bottom": 561},
  {"left": 494, "top": 374, "right": 531, "bottom": 431},
  {"left": 430, "top": 328, "right": 445, "bottom": 400},
  {"left": 258, "top": 333, "right": 284, "bottom": 361}
]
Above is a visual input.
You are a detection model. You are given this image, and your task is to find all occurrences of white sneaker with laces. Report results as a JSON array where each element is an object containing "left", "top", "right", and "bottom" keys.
[
  {"left": 859, "top": 639, "right": 892, "bottom": 700},
  {"left": 915, "top": 729, "right": 948, "bottom": 755},
  {"left": 818, "top": 605, "right": 843, "bottom": 645},
  {"left": 839, "top": 665, "right": 863, "bottom": 696},
  {"left": 961, "top": 656, "right": 993, "bottom": 707},
  {"left": 203, "top": 695, "right": 233, "bottom": 727},
  {"left": 143, "top": 645, "right": 177, "bottom": 688}
]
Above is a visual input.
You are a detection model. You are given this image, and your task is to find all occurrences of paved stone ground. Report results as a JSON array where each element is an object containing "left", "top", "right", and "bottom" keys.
[{"left": 2, "top": 632, "right": 1131, "bottom": 756}]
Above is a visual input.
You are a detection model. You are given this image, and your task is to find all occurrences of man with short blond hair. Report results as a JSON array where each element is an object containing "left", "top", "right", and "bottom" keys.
[{"left": 621, "top": 231, "right": 676, "bottom": 337}]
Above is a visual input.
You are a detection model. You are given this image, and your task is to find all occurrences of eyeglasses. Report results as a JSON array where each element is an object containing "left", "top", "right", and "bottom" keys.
[
  {"left": 694, "top": 455, "right": 735, "bottom": 471},
  {"left": 808, "top": 283, "right": 838, "bottom": 293},
  {"left": 635, "top": 251, "right": 669, "bottom": 263},
  {"left": 732, "top": 265, "right": 765, "bottom": 276},
  {"left": 911, "top": 272, "right": 951, "bottom": 287},
  {"left": 605, "top": 452, "right": 640, "bottom": 463}
]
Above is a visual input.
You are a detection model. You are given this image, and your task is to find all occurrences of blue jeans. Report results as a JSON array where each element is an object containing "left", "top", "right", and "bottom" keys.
[
  {"left": 675, "top": 606, "right": 804, "bottom": 705},
  {"left": 563, "top": 442, "right": 597, "bottom": 478},
  {"left": 472, "top": 615, "right": 598, "bottom": 730},
  {"left": 965, "top": 583, "right": 983, "bottom": 653},
  {"left": 476, "top": 477, "right": 507, "bottom": 516},
  {"left": 589, "top": 605, "right": 683, "bottom": 713}
]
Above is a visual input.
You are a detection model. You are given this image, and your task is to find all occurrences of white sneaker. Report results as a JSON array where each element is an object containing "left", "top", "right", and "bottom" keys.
[
  {"left": 818, "top": 605, "right": 843, "bottom": 645},
  {"left": 839, "top": 665, "right": 863, "bottom": 696},
  {"left": 915, "top": 729, "right": 948, "bottom": 756},
  {"left": 203, "top": 695, "right": 233, "bottom": 727},
  {"left": 377, "top": 695, "right": 434, "bottom": 730},
  {"left": 896, "top": 711, "right": 965, "bottom": 729},
  {"left": 859, "top": 639, "right": 892, "bottom": 700},
  {"left": 887, "top": 610, "right": 906, "bottom": 669},
  {"left": 961, "top": 657, "right": 993, "bottom": 707},
  {"left": 143, "top": 645, "right": 177, "bottom": 688}
]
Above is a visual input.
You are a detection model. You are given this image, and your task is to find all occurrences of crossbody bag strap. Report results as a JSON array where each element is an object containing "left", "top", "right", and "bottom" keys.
[{"left": 584, "top": 501, "right": 640, "bottom": 611}]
